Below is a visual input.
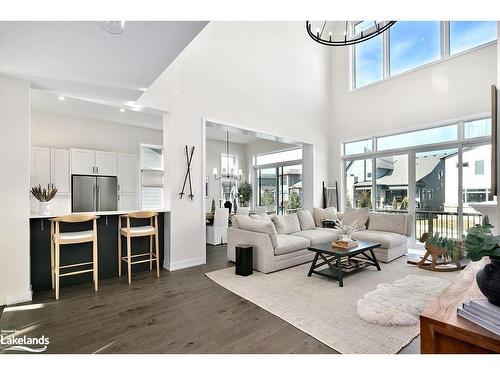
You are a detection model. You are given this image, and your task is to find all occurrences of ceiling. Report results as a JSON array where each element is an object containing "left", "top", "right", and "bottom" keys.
[{"left": 0, "top": 21, "right": 208, "bottom": 126}]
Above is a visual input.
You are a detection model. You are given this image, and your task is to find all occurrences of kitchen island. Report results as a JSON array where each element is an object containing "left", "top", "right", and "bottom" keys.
[{"left": 30, "top": 210, "right": 169, "bottom": 292}]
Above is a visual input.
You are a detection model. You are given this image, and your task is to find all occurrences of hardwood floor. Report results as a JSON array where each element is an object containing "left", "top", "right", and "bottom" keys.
[{"left": 0, "top": 245, "right": 418, "bottom": 354}]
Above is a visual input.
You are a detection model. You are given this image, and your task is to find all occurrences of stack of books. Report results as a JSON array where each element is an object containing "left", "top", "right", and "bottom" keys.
[
  {"left": 457, "top": 299, "right": 500, "bottom": 336},
  {"left": 332, "top": 239, "right": 358, "bottom": 249}
]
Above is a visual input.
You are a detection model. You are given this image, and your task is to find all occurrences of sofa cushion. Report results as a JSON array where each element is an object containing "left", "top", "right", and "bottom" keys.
[
  {"left": 351, "top": 230, "right": 406, "bottom": 249},
  {"left": 231, "top": 214, "right": 243, "bottom": 229},
  {"left": 367, "top": 212, "right": 408, "bottom": 236},
  {"left": 272, "top": 213, "right": 301, "bottom": 235},
  {"left": 274, "top": 234, "right": 310, "bottom": 255},
  {"left": 250, "top": 213, "right": 273, "bottom": 223},
  {"left": 313, "top": 207, "right": 339, "bottom": 227},
  {"left": 237, "top": 215, "right": 278, "bottom": 248},
  {"left": 297, "top": 210, "right": 315, "bottom": 231},
  {"left": 342, "top": 207, "right": 369, "bottom": 230},
  {"left": 292, "top": 229, "right": 339, "bottom": 245}
]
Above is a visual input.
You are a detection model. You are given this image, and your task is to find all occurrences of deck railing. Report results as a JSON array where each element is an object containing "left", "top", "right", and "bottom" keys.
[{"left": 376, "top": 209, "right": 482, "bottom": 239}]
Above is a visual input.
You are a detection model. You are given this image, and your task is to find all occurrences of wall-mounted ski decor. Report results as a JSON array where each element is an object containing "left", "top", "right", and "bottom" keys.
[{"left": 179, "top": 145, "right": 195, "bottom": 200}]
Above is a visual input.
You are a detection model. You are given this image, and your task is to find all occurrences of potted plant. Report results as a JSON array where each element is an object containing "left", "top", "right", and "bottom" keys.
[
  {"left": 237, "top": 181, "right": 252, "bottom": 207},
  {"left": 463, "top": 216, "right": 500, "bottom": 306},
  {"left": 31, "top": 184, "right": 58, "bottom": 215}
]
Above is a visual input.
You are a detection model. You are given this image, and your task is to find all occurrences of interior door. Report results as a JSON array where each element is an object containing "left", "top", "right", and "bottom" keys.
[{"left": 95, "top": 151, "right": 117, "bottom": 176}]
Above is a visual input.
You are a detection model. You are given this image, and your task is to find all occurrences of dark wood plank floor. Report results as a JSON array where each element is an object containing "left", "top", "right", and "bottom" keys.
[{"left": 0, "top": 245, "right": 418, "bottom": 354}]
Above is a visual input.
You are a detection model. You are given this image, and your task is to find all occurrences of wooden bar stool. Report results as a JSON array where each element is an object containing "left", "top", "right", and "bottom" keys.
[
  {"left": 118, "top": 211, "right": 160, "bottom": 284},
  {"left": 50, "top": 214, "right": 99, "bottom": 300}
]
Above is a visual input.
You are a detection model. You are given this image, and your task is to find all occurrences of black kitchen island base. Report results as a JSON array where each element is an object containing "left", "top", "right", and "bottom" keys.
[{"left": 30, "top": 213, "right": 165, "bottom": 292}]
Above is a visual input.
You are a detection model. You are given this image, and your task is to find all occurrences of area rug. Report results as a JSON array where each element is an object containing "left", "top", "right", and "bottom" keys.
[
  {"left": 357, "top": 275, "right": 450, "bottom": 326},
  {"left": 205, "top": 257, "right": 457, "bottom": 354}
]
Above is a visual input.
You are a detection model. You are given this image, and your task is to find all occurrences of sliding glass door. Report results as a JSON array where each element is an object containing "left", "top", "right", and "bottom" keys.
[
  {"left": 258, "top": 168, "right": 277, "bottom": 213},
  {"left": 257, "top": 164, "right": 303, "bottom": 214}
]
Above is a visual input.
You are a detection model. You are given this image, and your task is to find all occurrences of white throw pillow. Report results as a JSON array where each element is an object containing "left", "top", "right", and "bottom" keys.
[
  {"left": 342, "top": 207, "right": 369, "bottom": 230},
  {"left": 272, "top": 213, "right": 301, "bottom": 235},
  {"left": 237, "top": 215, "right": 278, "bottom": 248},
  {"left": 313, "top": 207, "right": 339, "bottom": 228},
  {"left": 250, "top": 213, "right": 272, "bottom": 223},
  {"left": 297, "top": 210, "right": 315, "bottom": 231}
]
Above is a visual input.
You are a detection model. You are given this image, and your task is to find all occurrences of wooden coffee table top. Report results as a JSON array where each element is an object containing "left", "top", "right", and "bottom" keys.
[{"left": 308, "top": 240, "right": 381, "bottom": 256}]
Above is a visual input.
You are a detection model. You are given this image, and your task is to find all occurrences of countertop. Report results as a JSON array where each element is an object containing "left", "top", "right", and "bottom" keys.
[{"left": 30, "top": 209, "right": 170, "bottom": 219}]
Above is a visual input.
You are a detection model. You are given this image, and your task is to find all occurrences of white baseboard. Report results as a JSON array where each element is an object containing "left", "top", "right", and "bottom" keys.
[
  {"left": 6, "top": 289, "right": 33, "bottom": 306},
  {"left": 165, "top": 256, "right": 206, "bottom": 271}
]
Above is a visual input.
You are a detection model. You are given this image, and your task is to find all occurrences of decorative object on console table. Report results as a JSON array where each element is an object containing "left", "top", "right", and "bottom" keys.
[
  {"left": 31, "top": 184, "right": 58, "bottom": 215},
  {"left": 235, "top": 244, "right": 253, "bottom": 276},
  {"left": 179, "top": 145, "right": 195, "bottom": 200},
  {"left": 224, "top": 200, "right": 232, "bottom": 214},
  {"left": 464, "top": 216, "right": 500, "bottom": 306}
]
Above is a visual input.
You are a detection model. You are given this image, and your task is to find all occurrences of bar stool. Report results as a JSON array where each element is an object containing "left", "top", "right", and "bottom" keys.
[
  {"left": 118, "top": 211, "right": 160, "bottom": 284},
  {"left": 50, "top": 214, "right": 99, "bottom": 300}
]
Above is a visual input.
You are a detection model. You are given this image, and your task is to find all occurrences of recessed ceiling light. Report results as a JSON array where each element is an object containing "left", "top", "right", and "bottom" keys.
[
  {"left": 120, "top": 108, "right": 125, "bottom": 113},
  {"left": 58, "top": 96, "right": 65, "bottom": 101}
]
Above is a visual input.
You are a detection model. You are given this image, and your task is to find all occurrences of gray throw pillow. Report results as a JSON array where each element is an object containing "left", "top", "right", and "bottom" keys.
[
  {"left": 313, "top": 207, "right": 339, "bottom": 227},
  {"left": 272, "top": 213, "right": 301, "bottom": 234},
  {"left": 297, "top": 210, "right": 315, "bottom": 231},
  {"left": 342, "top": 207, "right": 369, "bottom": 230}
]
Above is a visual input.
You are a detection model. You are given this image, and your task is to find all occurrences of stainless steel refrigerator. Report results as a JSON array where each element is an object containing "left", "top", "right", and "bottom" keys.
[{"left": 72, "top": 175, "right": 118, "bottom": 212}]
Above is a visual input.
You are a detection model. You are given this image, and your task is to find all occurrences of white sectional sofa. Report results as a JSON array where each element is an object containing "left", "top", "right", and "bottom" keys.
[{"left": 227, "top": 208, "right": 413, "bottom": 273}]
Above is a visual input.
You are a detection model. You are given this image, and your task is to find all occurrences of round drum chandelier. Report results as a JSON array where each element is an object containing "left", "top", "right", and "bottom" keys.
[{"left": 305, "top": 21, "right": 396, "bottom": 46}]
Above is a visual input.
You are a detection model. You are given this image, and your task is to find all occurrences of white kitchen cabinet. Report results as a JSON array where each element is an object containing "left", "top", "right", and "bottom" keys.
[
  {"left": 117, "top": 153, "right": 136, "bottom": 193},
  {"left": 51, "top": 148, "right": 70, "bottom": 193},
  {"left": 118, "top": 192, "right": 136, "bottom": 210},
  {"left": 31, "top": 147, "right": 51, "bottom": 187},
  {"left": 71, "top": 148, "right": 95, "bottom": 175},
  {"left": 95, "top": 151, "right": 117, "bottom": 176}
]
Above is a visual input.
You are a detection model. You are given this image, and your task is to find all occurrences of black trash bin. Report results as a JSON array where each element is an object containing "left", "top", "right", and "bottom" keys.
[{"left": 235, "top": 244, "right": 253, "bottom": 276}]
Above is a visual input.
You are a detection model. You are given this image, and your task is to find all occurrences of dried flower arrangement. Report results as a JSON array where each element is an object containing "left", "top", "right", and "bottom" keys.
[
  {"left": 31, "top": 184, "right": 58, "bottom": 202},
  {"left": 336, "top": 219, "right": 358, "bottom": 240}
]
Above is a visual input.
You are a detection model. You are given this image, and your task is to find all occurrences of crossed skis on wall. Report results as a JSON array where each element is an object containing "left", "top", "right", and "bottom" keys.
[{"left": 179, "top": 145, "right": 195, "bottom": 201}]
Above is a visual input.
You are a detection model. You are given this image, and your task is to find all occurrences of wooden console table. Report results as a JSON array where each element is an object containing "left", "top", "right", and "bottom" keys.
[{"left": 420, "top": 257, "right": 500, "bottom": 353}]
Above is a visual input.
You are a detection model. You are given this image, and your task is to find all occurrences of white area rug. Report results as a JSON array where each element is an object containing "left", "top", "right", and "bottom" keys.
[
  {"left": 357, "top": 275, "right": 450, "bottom": 326},
  {"left": 205, "top": 257, "right": 457, "bottom": 354}
]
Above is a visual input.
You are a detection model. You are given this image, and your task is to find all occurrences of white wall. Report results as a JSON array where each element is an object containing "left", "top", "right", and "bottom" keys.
[
  {"left": 331, "top": 42, "right": 498, "bottom": 185},
  {"left": 0, "top": 75, "right": 31, "bottom": 305},
  {"left": 138, "top": 22, "right": 332, "bottom": 271},
  {"left": 31, "top": 110, "right": 163, "bottom": 154}
]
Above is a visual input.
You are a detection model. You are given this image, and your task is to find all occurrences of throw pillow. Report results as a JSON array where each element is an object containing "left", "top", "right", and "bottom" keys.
[
  {"left": 342, "top": 207, "right": 369, "bottom": 230},
  {"left": 272, "top": 213, "right": 301, "bottom": 234},
  {"left": 237, "top": 215, "right": 278, "bottom": 248},
  {"left": 313, "top": 207, "right": 339, "bottom": 227},
  {"left": 322, "top": 219, "right": 339, "bottom": 229},
  {"left": 297, "top": 210, "right": 315, "bottom": 231},
  {"left": 250, "top": 213, "right": 272, "bottom": 223}
]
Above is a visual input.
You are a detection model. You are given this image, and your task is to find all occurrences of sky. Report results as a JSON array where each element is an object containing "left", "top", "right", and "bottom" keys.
[{"left": 355, "top": 21, "right": 497, "bottom": 88}]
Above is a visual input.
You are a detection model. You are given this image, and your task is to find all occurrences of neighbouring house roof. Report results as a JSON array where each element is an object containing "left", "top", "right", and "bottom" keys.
[{"left": 354, "top": 155, "right": 442, "bottom": 188}]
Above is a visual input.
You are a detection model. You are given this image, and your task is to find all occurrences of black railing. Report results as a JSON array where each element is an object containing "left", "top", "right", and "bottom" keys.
[{"left": 375, "top": 209, "right": 482, "bottom": 239}]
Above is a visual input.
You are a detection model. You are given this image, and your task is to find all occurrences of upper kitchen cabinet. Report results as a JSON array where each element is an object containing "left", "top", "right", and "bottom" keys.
[
  {"left": 31, "top": 147, "right": 70, "bottom": 193},
  {"left": 116, "top": 153, "right": 136, "bottom": 193},
  {"left": 95, "top": 151, "right": 117, "bottom": 176},
  {"left": 71, "top": 148, "right": 117, "bottom": 176},
  {"left": 71, "top": 148, "right": 95, "bottom": 175}
]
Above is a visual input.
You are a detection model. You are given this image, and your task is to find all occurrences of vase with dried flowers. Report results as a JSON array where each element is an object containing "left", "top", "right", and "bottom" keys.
[
  {"left": 31, "top": 184, "right": 58, "bottom": 215},
  {"left": 336, "top": 220, "right": 358, "bottom": 242}
]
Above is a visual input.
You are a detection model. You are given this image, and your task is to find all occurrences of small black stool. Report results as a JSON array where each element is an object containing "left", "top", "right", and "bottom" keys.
[{"left": 235, "top": 244, "right": 253, "bottom": 276}]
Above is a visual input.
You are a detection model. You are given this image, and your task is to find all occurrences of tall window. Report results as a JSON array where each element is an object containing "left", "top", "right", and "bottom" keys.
[
  {"left": 353, "top": 21, "right": 497, "bottom": 89},
  {"left": 389, "top": 21, "right": 440, "bottom": 76},
  {"left": 342, "top": 118, "right": 491, "bottom": 240},
  {"left": 140, "top": 144, "right": 164, "bottom": 210},
  {"left": 255, "top": 148, "right": 303, "bottom": 214}
]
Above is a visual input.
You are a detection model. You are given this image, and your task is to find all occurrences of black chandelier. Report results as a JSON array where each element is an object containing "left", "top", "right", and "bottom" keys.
[{"left": 305, "top": 21, "right": 396, "bottom": 47}]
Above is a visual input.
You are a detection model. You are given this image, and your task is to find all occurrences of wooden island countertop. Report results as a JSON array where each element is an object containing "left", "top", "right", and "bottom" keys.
[{"left": 420, "top": 257, "right": 500, "bottom": 353}]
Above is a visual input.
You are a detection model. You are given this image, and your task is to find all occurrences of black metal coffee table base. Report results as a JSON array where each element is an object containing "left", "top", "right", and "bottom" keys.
[{"left": 307, "top": 241, "right": 381, "bottom": 287}]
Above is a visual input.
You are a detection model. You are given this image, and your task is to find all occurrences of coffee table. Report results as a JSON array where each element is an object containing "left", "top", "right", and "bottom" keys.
[{"left": 307, "top": 241, "right": 381, "bottom": 287}]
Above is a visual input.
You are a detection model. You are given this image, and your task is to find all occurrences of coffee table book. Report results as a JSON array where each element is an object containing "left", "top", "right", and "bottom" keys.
[
  {"left": 332, "top": 240, "right": 358, "bottom": 249},
  {"left": 457, "top": 300, "right": 500, "bottom": 336}
]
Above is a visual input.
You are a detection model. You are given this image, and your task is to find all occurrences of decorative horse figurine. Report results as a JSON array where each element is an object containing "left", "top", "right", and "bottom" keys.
[{"left": 411, "top": 233, "right": 462, "bottom": 272}]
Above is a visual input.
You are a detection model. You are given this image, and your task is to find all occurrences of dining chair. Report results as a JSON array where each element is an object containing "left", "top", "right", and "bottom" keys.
[{"left": 206, "top": 208, "right": 229, "bottom": 245}]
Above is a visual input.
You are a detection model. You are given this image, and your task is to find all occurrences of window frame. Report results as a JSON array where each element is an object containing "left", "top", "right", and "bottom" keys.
[{"left": 350, "top": 21, "right": 497, "bottom": 90}]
